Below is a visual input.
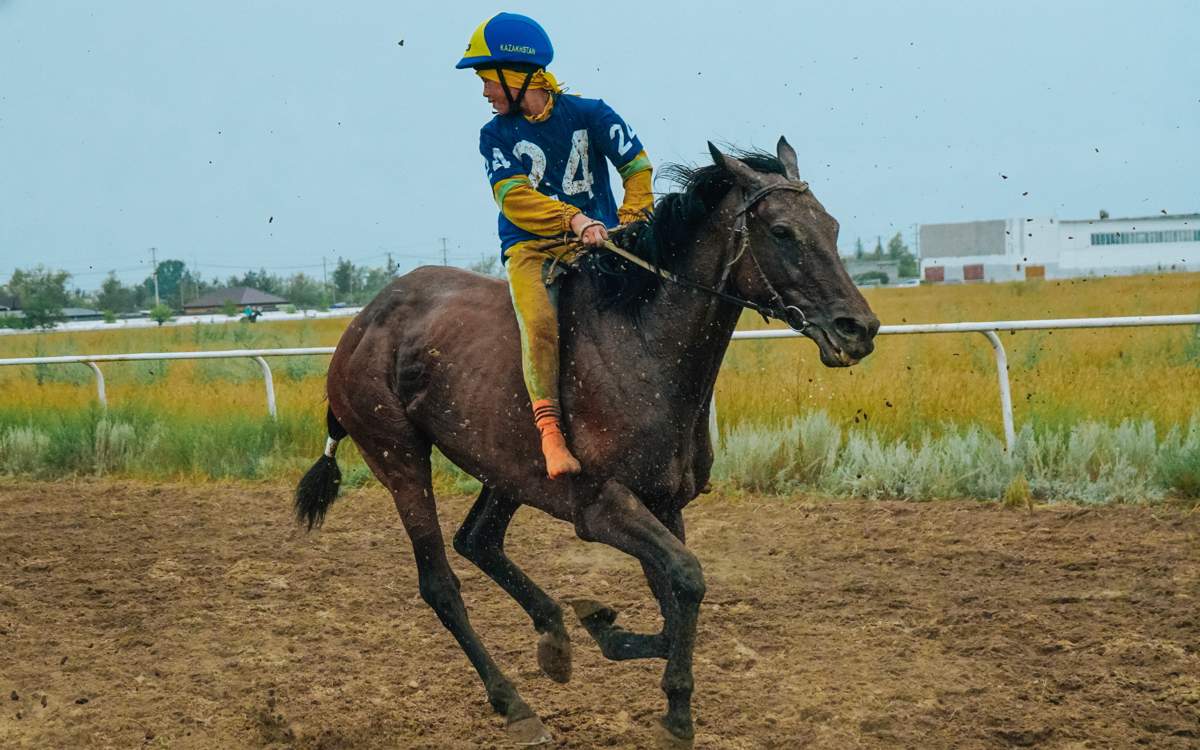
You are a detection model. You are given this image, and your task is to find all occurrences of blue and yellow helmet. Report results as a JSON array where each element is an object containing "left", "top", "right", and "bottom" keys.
[{"left": 455, "top": 12, "right": 554, "bottom": 70}]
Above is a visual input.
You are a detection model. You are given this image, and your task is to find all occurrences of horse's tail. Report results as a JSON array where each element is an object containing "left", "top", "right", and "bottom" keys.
[{"left": 294, "top": 406, "right": 349, "bottom": 531}]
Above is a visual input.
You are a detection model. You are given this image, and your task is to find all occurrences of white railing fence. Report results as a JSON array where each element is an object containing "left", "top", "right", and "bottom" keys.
[
  {"left": 0, "top": 348, "right": 335, "bottom": 419},
  {"left": 0, "top": 314, "right": 1197, "bottom": 450}
]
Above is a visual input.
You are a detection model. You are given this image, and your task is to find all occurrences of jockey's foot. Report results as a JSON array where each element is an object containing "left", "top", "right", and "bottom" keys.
[{"left": 541, "top": 430, "right": 581, "bottom": 479}]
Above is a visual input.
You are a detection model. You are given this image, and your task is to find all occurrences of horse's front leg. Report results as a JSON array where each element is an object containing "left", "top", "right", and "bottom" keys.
[
  {"left": 569, "top": 508, "right": 684, "bottom": 661},
  {"left": 574, "top": 480, "right": 704, "bottom": 746}
]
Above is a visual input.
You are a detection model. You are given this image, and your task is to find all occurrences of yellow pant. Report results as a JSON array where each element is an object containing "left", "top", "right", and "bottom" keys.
[{"left": 504, "top": 240, "right": 580, "bottom": 405}]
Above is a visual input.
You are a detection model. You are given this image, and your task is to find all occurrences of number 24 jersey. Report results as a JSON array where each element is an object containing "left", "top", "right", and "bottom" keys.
[{"left": 479, "top": 94, "right": 644, "bottom": 251}]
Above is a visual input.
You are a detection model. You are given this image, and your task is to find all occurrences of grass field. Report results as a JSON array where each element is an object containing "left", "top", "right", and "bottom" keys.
[{"left": 1, "top": 273, "right": 1198, "bottom": 501}]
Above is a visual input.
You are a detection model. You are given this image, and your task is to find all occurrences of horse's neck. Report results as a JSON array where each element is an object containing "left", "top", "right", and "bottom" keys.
[
  {"left": 576, "top": 205, "right": 743, "bottom": 408},
  {"left": 643, "top": 218, "right": 741, "bottom": 360}
]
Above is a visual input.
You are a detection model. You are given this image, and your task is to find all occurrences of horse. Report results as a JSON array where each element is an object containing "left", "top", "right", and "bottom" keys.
[{"left": 294, "top": 138, "right": 879, "bottom": 746}]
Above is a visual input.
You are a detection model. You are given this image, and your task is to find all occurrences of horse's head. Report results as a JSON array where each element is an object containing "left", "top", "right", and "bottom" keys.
[{"left": 708, "top": 138, "right": 879, "bottom": 367}]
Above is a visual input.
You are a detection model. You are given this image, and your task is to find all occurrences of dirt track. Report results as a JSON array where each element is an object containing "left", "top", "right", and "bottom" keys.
[{"left": 0, "top": 480, "right": 1197, "bottom": 749}]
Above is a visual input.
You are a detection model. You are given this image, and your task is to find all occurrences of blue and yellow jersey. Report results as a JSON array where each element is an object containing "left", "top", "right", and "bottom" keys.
[{"left": 480, "top": 94, "right": 651, "bottom": 254}]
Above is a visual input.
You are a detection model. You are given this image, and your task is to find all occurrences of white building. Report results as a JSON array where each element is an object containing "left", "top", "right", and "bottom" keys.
[{"left": 919, "top": 212, "right": 1200, "bottom": 282}]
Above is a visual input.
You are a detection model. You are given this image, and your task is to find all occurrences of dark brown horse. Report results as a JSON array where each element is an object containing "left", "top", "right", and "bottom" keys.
[{"left": 295, "top": 139, "right": 878, "bottom": 746}]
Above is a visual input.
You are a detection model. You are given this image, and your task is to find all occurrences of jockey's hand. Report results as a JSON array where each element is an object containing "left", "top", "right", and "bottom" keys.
[{"left": 570, "top": 212, "right": 609, "bottom": 248}]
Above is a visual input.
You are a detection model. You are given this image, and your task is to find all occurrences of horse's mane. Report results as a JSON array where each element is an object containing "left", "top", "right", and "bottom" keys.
[{"left": 585, "top": 148, "right": 788, "bottom": 312}]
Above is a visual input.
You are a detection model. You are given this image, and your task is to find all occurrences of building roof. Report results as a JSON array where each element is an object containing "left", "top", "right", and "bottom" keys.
[
  {"left": 184, "top": 286, "right": 288, "bottom": 308},
  {"left": 1060, "top": 212, "right": 1200, "bottom": 225}
]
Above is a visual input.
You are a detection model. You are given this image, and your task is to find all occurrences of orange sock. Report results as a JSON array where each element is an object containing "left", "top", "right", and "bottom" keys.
[{"left": 532, "top": 400, "right": 581, "bottom": 479}]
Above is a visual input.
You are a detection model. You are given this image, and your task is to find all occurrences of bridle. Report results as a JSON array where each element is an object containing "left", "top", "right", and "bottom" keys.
[{"left": 599, "top": 178, "right": 813, "bottom": 332}]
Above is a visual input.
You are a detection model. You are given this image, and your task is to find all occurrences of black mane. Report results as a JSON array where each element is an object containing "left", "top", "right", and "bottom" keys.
[{"left": 584, "top": 149, "right": 788, "bottom": 311}]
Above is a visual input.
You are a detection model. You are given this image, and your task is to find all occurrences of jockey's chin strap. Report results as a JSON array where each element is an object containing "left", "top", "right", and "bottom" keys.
[
  {"left": 493, "top": 66, "right": 535, "bottom": 115},
  {"left": 599, "top": 178, "right": 813, "bottom": 332}
]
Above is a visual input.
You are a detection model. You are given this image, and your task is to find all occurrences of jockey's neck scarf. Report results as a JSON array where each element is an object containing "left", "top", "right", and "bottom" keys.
[{"left": 476, "top": 68, "right": 563, "bottom": 123}]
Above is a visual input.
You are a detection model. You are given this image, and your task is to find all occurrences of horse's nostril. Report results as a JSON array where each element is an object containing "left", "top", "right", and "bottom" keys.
[{"left": 834, "top": 316, "right": 870, "bottom": 342}]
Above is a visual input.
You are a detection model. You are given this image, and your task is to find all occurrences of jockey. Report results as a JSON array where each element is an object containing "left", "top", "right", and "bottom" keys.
[{"left": 457, "top": 12, "right": 654, "bottom": 479}]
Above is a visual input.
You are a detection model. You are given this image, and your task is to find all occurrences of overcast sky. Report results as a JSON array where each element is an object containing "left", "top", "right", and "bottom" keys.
[{"left": 2, "top": 1, "right": 1197, "bottom": 289}]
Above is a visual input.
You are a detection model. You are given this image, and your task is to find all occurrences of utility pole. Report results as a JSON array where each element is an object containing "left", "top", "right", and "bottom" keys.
[
  {"left": 322, "top": 257, "right": 329, "bottom": 304},
  {"left": 440, "top": 237, "right": 448, "bottom": 266},
  {"left": 150, "top": 247, "right": 160, "bottom": 307}
]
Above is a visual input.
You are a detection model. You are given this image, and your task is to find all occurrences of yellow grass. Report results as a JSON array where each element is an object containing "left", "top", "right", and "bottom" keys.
[
  {"left": 721, "top": 272, "right": 1200, "bottom": 437},
  {"left": 1, "top": 273, "right": 1198, "bottom": 439}
]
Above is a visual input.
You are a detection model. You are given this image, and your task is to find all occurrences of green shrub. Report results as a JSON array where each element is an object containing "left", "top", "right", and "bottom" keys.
[
  {"left": 94, "top": 419, "right": 138, "bottom": 475},
  {"left": 149, "top": 303, "right": 174, "bottom": 326},
  {"left": 712, "top": 422, "right": 795, "bottom": 493},
  {"left": 1158, "top": 415, "right": 1200, "bottom": 499},
  {"left": 0, "top": 425, "right": 51, "bottom": 475}
]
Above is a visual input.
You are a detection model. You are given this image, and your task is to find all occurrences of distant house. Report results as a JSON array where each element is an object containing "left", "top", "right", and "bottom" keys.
[
  {"left": 919, "top": 212, "right": 1200, "bottom": 283},
  {"left": 184, "top": 286, "right": 288, "bottom": 314}
]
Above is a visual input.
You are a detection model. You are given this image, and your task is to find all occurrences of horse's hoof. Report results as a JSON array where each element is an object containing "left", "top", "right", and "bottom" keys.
[
  {"left": 506, "top": 715, "right": 553, "bottom": 746},
  {"left": 537, "top": 630, "right": 572, "bottom": 684},
  {"left": 653, "top": 718, "right": 695, "bottom": 749},
  {"left": 569, "top": 599, "right": 618, "bottom": 628}
]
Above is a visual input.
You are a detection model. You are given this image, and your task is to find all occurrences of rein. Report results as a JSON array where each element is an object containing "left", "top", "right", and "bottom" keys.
[{"left": 597, "top": 179, "right": 813, "bottom": 331}]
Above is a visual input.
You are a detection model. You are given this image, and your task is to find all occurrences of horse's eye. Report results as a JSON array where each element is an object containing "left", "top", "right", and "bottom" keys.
[{"left": 771, "top": 225, "right": 793, "bottom": 241}]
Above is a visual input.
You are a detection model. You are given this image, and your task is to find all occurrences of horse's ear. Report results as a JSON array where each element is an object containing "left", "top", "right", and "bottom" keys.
[
  {"left": 777, "top": 136, "right": 800, "bottom": 181},
  {"left": 707, "top": 141, "right": 725, "bottom": 166},
  {"left": 708, "top": 141, "right": 763, "bottom": 189}
]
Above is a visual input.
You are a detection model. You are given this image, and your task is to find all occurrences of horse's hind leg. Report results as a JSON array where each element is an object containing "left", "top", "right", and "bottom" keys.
[
  {"left": 453, "top": 487, "right": 572, "bottom": 683},
  {"left": 355, "top": 428, "right": 551, "bottom": 745}
]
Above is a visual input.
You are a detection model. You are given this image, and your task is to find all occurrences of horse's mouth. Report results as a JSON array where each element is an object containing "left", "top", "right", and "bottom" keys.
[{"left": 806, "top": 325, "right": 861, "bottom": 368}]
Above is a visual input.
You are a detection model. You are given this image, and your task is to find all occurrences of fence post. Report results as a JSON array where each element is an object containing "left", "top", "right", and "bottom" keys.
[
  {"left": 253, "top": 356, "right": 277, "bottom": 418},
  {"left": 979, "top": 331, "right": 1015, "bottom": 452},
  {"left": 86, "top": 362, "right": 107, "bottom": 410},
  {"left": 709, "top": 392, "right": 719, "bottom": 447}
]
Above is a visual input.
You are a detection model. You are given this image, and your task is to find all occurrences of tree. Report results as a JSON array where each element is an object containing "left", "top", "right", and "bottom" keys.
[
  {"left": 151, "top": 259, "right": 187, "bottom": 307},
  {"left": 8, "top": 266, "right": 70, "bottom": 329},
  {"left": 332, "top": 257, "right": 364, "bottom": 300},
  {"left": 872, "top": 237, "right": 884, "bottom": 260},
  {"left": 285, "top": 273, "right": 324, "bottom": 308},
  {"left": 178, "top": 267, "right": 211, "bottom": 307},
  {"left": 898, "top": 255, "right": 919, "bottom": 278},
  {"left": 227, "top": 268, "right": 283, "bottom": 295},
  {"left": 97, "top": 272, "right": 136, "bottom": 314},
  {"left": 886, "top": 232, "right": 909, "bottom": 260},
  {"left": 854, "top": 237, "right": 865, "bottom": 260},
  {"left": 361, "top": 267, "right": 395, "bottom": 301},
  {"left": 468, "top": 254, "right": 502, "bottom": 277}
]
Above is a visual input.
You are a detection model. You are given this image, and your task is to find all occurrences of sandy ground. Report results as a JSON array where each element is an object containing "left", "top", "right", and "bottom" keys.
[{"left": 0, "top": 480, "right": 1196, "bottom": 749}]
